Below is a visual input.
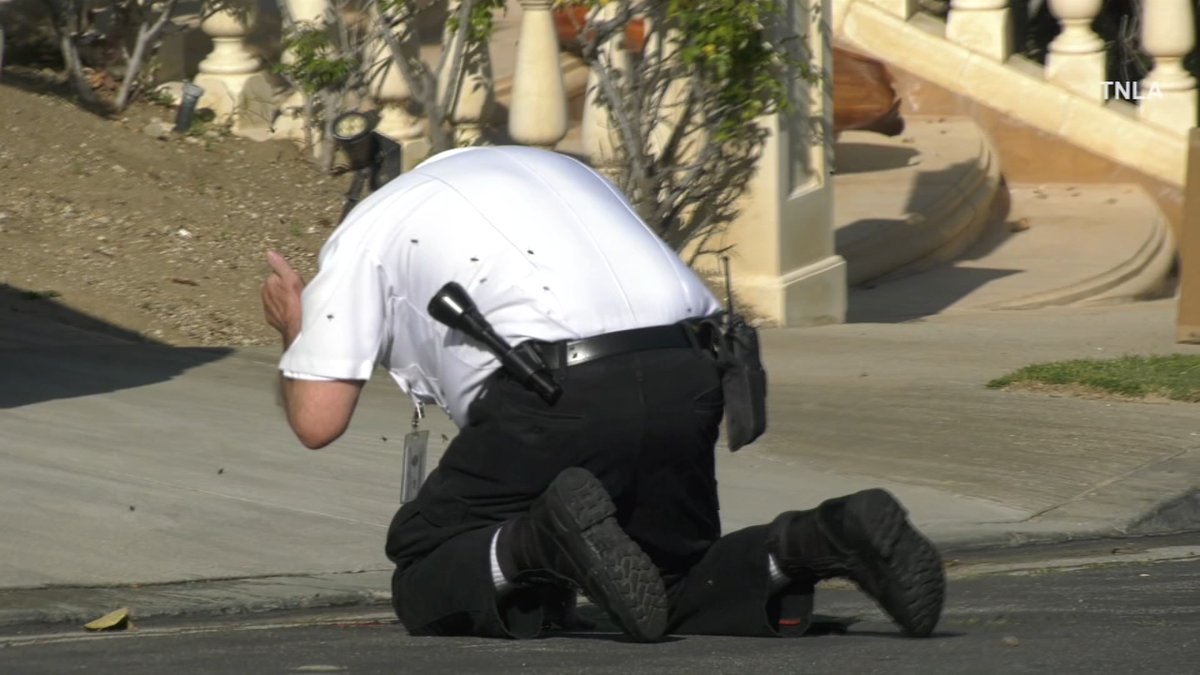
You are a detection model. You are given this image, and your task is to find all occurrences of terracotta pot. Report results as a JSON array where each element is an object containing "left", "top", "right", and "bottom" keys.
[{"left": 554, "top": 6, "right": 646, "bottom": 54}]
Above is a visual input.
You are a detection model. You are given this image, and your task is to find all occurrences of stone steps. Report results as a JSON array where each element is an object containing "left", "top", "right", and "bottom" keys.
[
  {"left": 834, "top": 115, "right": 1003, "bottom": 286},
  {"left": 832, "top": 110, "right": 1175, "bottom": 321},
  {"left": 843, "top": 181, "right": 1175, "bottom": 321}
]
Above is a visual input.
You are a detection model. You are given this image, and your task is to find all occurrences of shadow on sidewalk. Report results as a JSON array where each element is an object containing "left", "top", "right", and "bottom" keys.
[
  {"left": 846, "top": 266, "right": 1020, "bottom": 323},
  {"left": 0, "top": 284, "right": 231, "bottom": 408}
]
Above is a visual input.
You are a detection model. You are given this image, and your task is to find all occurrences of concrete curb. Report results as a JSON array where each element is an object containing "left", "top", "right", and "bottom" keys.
[
  {"left": 6, "top": 504, "right": 1199, "bottom": 632},
  {"left": 937, "top": 450, "right": 1200, "bottom": 552},
  {"left": 0, "top": 570, "right": 393, "bottom": 632}
]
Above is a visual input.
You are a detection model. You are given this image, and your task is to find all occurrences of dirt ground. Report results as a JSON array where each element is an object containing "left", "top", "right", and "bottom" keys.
[{"left": 1, "top": 72, "right": 352, "bottom": 347}]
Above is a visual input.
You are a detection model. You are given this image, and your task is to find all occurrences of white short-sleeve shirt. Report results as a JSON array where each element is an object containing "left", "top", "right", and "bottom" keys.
[{"left": 279, "top": 146, "right": 721, "bottom": 427}]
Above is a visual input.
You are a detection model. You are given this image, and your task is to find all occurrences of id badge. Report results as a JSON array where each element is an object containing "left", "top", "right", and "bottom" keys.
[
  {"left": 401, "top": 429, "right": 428, "bottom": 503},
  {"left": 401, "top": 402, "right": 428, "bottom": 503}
]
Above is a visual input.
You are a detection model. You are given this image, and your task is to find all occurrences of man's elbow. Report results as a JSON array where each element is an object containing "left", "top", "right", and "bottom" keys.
[
  {"left": 290, "top": 419, "right": 347, "bottom": 450},
  {"left": 280, "top": 378, "right": 362, "bottom": 449}
]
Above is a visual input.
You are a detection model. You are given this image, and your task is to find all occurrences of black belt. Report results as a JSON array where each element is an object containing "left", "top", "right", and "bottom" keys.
[{"left": 530, "top": 323, "right": 703, "bottom": 370}]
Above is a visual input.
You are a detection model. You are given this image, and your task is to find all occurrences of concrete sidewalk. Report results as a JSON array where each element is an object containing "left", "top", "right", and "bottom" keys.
[{"left": 1, "top": 298, "right": 1197, "bottom": 627}]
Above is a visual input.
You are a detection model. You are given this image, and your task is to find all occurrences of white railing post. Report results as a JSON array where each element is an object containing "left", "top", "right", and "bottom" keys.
[
  {"left": 508, "top": 0, "right": 568, "bottom": 148},
  {"left": 439, "top": 0, "right": 496, "bottom": 147},
  {"left": 581, "top": 3, "right": 628, "bottom": 177},
  {"left": 1141, "top": 0, "right": 1198, "bottom": 132},
  {"left": 945, "top": 0, "right": 1012, "bottom": 61},
  {"left": 1045, "top": 0, "right": 1105, "bottom": 100},
  {"left": 194, "top": 3, "right": 273, "bottom": 135}
]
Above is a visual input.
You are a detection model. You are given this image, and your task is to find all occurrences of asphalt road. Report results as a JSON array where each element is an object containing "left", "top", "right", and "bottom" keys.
[{"left": 2, "top": 536, "right": 1197, "bottom": 675}]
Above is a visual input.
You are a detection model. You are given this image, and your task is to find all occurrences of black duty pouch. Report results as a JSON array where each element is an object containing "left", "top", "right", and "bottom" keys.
[{"left": 698, "top": 312, "right": 767, "bottom": 452}]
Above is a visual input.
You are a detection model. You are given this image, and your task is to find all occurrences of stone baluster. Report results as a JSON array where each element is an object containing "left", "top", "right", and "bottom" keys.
[
  {"left": 581, "top": 3, "right": 629, "bottom": 177},
  {"left": 273, "top": 0, "right": 331, "bottom": 143},
  {"left": 862, "top": 0, "right": 917, "bottom": 20},
  {"left": 1140, "top": 0, "right": 1198, "bottom": 132},
  {"left": 439, "top": 0, "right": 496, "bottom": 147},
  {"left": 369, "top": 11, "right": 428, "bottom": 159},
  {"left": 286, "top": 0, "right": 328, "bottom": 32},
  {"left": 945, "top": 0, "right": 1012, "bottom": 61},
  {"left": 194, "top": 3, "right": 273, "bottom": 134},
  {"left": 508, "top": 0, "right": 568, "bottom": 149},
  {"left": 1045, "top": 0, "right": 1105, "bottom": 100}
]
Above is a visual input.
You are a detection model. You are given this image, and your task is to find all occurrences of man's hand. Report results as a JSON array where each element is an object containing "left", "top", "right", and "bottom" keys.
[{"left": 262, "top": 250, "right": 305, "bottom": 347}]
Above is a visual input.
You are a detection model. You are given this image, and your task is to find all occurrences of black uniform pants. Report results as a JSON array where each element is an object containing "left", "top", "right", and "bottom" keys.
[{"left": 384, "top": 346, "right": 810, "bottom": 638}]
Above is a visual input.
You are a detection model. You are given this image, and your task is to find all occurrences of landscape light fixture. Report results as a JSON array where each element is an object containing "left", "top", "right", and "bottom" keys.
[
  {"left": 174, "top": 82, "right": 205, "bottom": 133},
  {"left": 331, "top": 110, "right": 375, "bottom": 170},
  {"left": 332, "top": 110, "right": 403, "bottom": 220}
]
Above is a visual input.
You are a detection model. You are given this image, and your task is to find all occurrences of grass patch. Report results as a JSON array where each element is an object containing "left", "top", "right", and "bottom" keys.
[{"left": 987, "top": 354, "right": 1200, "bottom": 402}]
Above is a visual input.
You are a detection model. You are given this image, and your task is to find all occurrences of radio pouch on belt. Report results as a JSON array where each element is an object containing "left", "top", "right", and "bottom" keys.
[
  {"left": 703, "top": 256, "right": 767, "bottom": 452},
  {"left": 713, "top": 312, "right": 767, "bottom": 452}
]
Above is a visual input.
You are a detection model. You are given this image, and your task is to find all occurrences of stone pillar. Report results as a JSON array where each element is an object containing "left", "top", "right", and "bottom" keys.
[
  {"left": 709, "top": 0, "right": 846, "bottom": 326},
  {"left": 946, "top": 0, "right": 1012, "bottom": 62},
  {"left": 1045, "top": 0, "right": 1105, "bottom": 100},
  {"left": 1140, "top": 0, "right": 1198, "bottom": 133},
  {"left": 439, "top": 0, "right": 496, "bottom": 147},
  {"left": 580, "top": 3, "right": 629, "bottom": 178},
  {"left": 369, "top": 11, "right": 431, "bottom": 169},
  {"left": 508, "top": 0, "right": 568, "bottom": 148},
  {"left": 194, "top": 4, "right": 274, "bottom": 138}
]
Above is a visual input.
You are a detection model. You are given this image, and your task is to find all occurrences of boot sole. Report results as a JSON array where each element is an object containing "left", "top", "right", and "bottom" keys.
[
  {"left": 542, "top": 468, "right": 668, "bottom": 642},
  {"left": 829, "top": 489, "right": 946, "bottom": 637}
]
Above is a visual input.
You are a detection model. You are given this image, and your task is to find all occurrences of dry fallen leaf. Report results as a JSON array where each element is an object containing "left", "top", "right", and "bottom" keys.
[
  {"left": 84, "top": 607, "right": 130, "bottom": 631},
  {"left": 1002, "top": 635, "right": 1020, "bottom": 647}
]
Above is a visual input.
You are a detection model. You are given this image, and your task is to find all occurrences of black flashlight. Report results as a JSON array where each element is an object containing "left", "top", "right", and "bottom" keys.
[{"left": 428, "top": 282, "right": 562, "bottom": 405}]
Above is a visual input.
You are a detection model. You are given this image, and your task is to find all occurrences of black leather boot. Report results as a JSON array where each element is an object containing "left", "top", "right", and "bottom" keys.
[
  {"left": 497, "top": 467, "right": 668, "bottom": 642},
  {"left": 767, "top": 488, "right": 946, "bottom": 637}
]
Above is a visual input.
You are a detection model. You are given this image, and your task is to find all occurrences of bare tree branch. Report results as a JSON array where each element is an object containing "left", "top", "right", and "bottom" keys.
[{"left": 114, "top": 0, "right": 181, "bottom": 110}]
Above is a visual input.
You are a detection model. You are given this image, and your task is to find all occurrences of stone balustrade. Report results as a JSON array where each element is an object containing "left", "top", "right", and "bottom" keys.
[
  {"left": 865, "top": 0, "right": 1199, "bottom": 133},
  {"left": 183, "top": 1, "right": 1199, "bottom": 144}
]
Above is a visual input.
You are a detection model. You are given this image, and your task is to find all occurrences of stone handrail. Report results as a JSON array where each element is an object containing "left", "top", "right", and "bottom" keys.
[
  {"left": 934, "top": 0, "right": 1198, "bottom": 133},
  {"left": 839, "top": 0, "right": 1196, "bottom": 185}
]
